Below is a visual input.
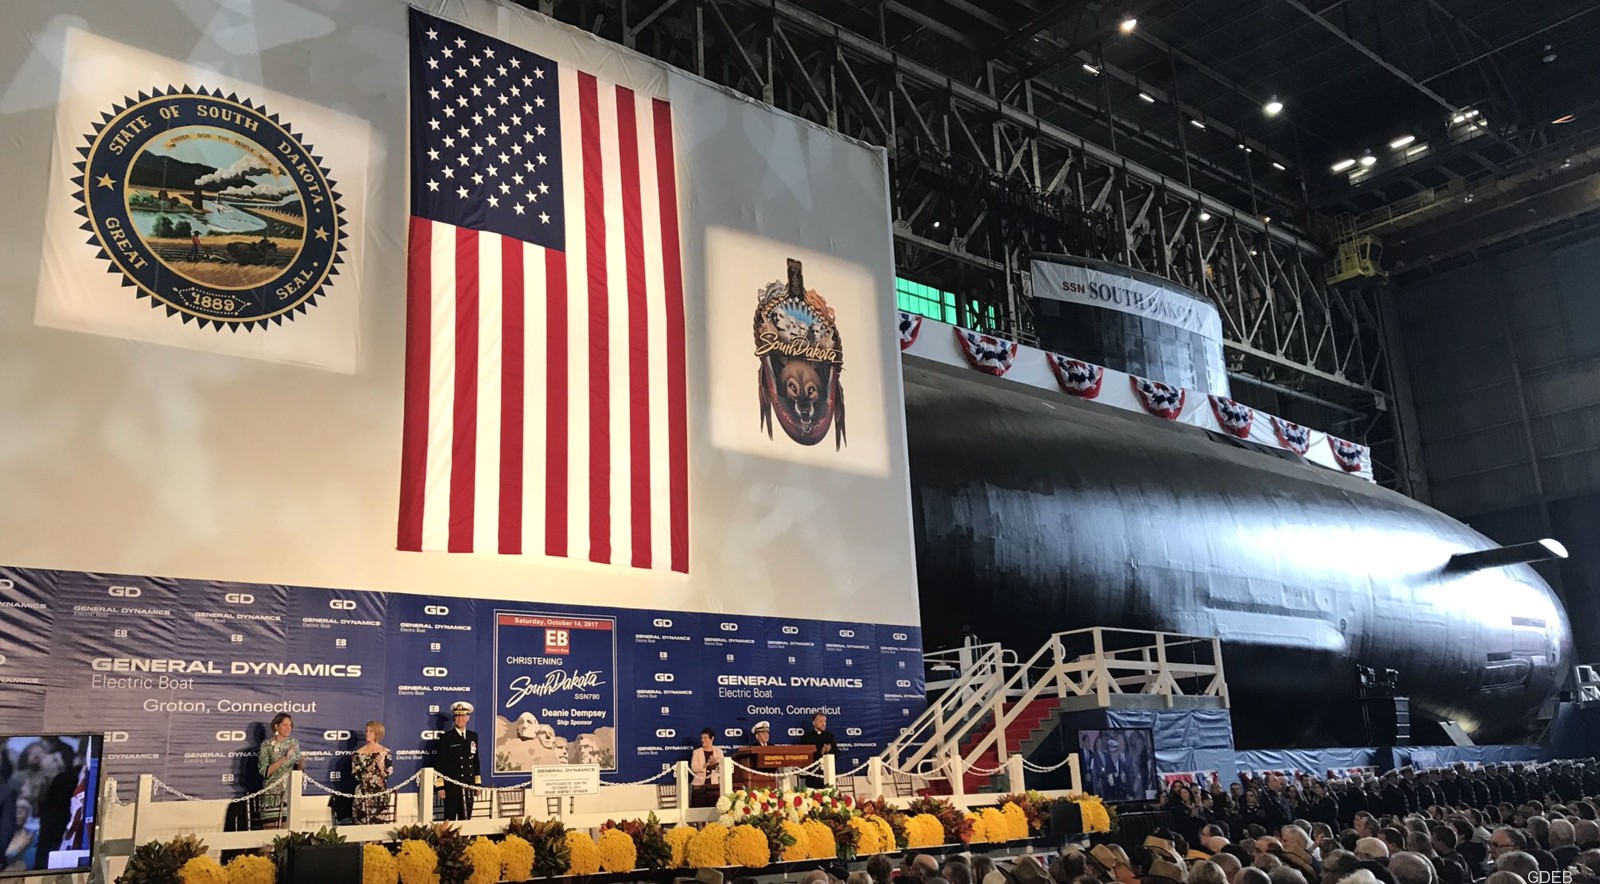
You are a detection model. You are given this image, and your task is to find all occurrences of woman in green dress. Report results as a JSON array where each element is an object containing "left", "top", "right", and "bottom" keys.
[{"left": 256, "top": 712, "right": 301, "bottom": 827}]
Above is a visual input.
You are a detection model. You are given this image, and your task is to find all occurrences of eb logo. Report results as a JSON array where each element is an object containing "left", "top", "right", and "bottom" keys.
[
  {"left": 652, "top": 619, "right": 673, "bottom": 628},
  {"left": 545, "top": 629, "right": 570, "bottom": 655},
  {"left": 422, "top": 667, "right": 449, "bottom": 678},
  {"left": 216, "top": 731, "right": 247, "bottom": 742},
  {"left": 108, "top": 586, "right": 142, "bottom": 598},
  {"left": 224, "top": 593, "right": 255, "bottom": 605},
  {"left": 329, "top": 599, "right": 356, "bottom": 611},
  {"left": 335, "top": 639, "right": 348, "bottom": 648},
  {"left": 654, "top": 673, "right": 675, "bottom": 683},
  {"left": 323, "top": 730, "right": 352, "bottom": 741},
  {"left": 423, "top": 605, "right": 450, "bottom": 616}
]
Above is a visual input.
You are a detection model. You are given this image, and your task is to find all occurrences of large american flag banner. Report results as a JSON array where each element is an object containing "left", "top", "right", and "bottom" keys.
[{"left": 400, "top": 9, "right": 688, "bottom": 572}]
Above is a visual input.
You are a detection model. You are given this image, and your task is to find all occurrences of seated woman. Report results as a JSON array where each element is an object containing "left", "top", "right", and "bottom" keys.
[
  {"left": 256, "top": 713, "right": 301, "bottom": 828},
  {"left": 352, "top": 720, "right": 393, "bottom": 825},
  {"left": 690, "top": 728, "right": 724, "bottom": 788}
]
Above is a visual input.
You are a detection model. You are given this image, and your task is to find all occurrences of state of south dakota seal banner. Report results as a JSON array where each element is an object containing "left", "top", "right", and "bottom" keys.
[{"left": 37, "top": 29, "right": 370, "bottom": 372}]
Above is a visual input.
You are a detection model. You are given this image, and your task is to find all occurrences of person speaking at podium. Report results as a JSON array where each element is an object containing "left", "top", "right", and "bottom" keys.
[
  {"left": 801, "top": 712, "right": 837, "bottom": 788},
  {"left": 750, "top": 721, "right": 772, "bottom": 747},
  {"left": 435, "top": 701, "right": 481, "bottom": 821}
]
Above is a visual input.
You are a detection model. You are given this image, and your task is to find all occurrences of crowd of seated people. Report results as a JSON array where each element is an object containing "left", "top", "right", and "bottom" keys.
[{"left": 1091, "top": 761, "right": 1600, "bottom": 884}]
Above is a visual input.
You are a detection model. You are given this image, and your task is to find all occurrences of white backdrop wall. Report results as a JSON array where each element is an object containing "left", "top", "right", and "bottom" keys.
[{"left": 0, "top": 0, "right": 918, "bottom": 626}]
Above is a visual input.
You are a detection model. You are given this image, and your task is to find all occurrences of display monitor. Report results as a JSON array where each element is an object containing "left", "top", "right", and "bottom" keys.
[
  {"left": 1077, "top": 727, "right": 1157, "bottom": 804},
  {"left": 0, "top": 734, "right": 102, "bottom": 877}
]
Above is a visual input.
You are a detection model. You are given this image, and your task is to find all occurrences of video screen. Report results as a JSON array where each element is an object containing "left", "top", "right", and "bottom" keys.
[
  {"left": 1078, "top": 727, "right": 1157, "bottom": 804},
  {"left": 0, "top": 734, "right": 102, "bottom": 877}
]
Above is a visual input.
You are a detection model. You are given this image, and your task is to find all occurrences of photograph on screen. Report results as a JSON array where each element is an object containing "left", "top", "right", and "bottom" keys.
[
  {"left": 0, "top": 735, "right": 100, "bottom": 876},
  {"left": 1077, "top": 727, "right": 1157, "bottom": 804}
]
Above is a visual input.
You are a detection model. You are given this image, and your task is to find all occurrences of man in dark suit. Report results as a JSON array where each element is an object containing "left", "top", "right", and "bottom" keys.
[
  {"left": 801, "top": 713, "right": 836, "bottom": 788},
  {"left": 435, "top": 701, "right": 481, "bottom": 820}
]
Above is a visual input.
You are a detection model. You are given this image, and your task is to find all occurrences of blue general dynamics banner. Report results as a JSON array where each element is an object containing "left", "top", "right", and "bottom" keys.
[{"left": 0, "top": 567, "right": 925, "bottom": 799}]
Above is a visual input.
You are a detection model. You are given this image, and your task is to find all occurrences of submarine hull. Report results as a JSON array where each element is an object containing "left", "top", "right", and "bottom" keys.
[{"left": 905, "top": 361, "right": 1572, "bottom": 747}]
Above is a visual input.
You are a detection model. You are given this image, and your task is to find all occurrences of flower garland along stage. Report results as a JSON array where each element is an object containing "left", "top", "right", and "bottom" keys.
[{"left": 134, "top": 791, "right": 1115, "bottom": 884}]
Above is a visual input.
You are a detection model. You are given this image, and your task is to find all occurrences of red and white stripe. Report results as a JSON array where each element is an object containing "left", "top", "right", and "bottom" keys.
[{"left": 399, "top": 71, "right": 688, "bottom": 572}]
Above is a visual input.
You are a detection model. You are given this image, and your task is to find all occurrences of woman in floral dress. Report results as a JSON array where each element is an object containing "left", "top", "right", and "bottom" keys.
[{"left": 352, "top": 720, "right": 393, "bottom": 824}]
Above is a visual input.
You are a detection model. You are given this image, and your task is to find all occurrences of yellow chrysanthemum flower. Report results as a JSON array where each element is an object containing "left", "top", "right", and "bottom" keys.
[
  {"left": 1000, "top": 803, "right": 1029, "bottom": 841},
  {"left": 801, "top": 819, "right": 836, "bottom": 860},
  {"left": 362, "top": 844, "right": 399, "bottom": 884},
  {"left": 686, "top": 823, "right": 730, "bottom": 869},
  {"left": 726, "top": 824, "right": 771, "bottom": 869},
  {"left": 465, "top": 836, "right": 501, "bottom": 884},
  {"left": 396, "top": 839, "right": 441, "bottom": 884},
  {"left": 597, "top": 828, "right": 639, "bottom": 872},
  {"left": 179, "top": 855, "right": 227, "bottom": 884},
  {"left": 666, "top": 825, "right": 697, "bottom": 867},
  {"left": 499, "top": 834, "right": 535, "bottom": 882},
  {"left": 905, "top": 814, "right": 945, "bottom": 849},
  {"left": 780, "top": 820, "right": 810, "bottom": 861},
  {"left": 223, "top": 854, "right": 278, "bottom": 884},
  {"left": 848, "top": 817, "right": 882, "bottom": 856},
  {"left": 566, "top": 830, "right": 603, "bottom": 875}
]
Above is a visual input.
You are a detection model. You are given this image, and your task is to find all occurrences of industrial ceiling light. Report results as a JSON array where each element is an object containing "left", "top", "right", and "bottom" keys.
[
  {"left": 1359, "top": 153, "right": 1377, "bottom": 167},
  {"left": 1404, "top": 143, "right": 1430, "bottom": 158},
  {"left": 1138, "top": 92, "right": 1156, "bottom": 103},
  {"left": 1199, "top": 211, "right": 1212, "bottom": 222},
  {"left": 1389, "top": 134, "right": 1416, "bottom": 150},
  {"left": 1330, "top": 158, "right": 1356, "bottom": 172},
  {"left": 1190, "top": 119, "right": 1206, "bottom": 129},
  {"left": 932, "top": 220, "right": 941, "bottom": 228},
  {"left": 1271, "top": 161, "right": 1287, "bottom": 171},
  {"left": 1553, "top": 114, "right": 1576, "bottom": 124},
  {"left": 1263, "top": 96, "right": 1284, "bottom": 117},
  {"left": 1543, "top": 44, "right": 1558, "bottom": 64},
  {"left": 1119, "top": 15, "right": 1137, "bottom": 33},
  {"left": 1082, "top": 63, "right": 1101, "bottom": 75}
]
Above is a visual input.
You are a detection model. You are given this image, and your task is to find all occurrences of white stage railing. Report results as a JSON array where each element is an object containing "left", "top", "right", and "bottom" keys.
[
  {"left": 885, "top": 627, "right": 1226, "bottom": 791},
  {"left": 92, "top": 753, "right": 1087, "bottom": 878}
]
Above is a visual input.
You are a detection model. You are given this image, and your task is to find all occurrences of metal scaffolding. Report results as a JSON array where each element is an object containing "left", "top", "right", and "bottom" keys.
[{"left": 519, "top": 0, "right": 1415, "bottom": 492}]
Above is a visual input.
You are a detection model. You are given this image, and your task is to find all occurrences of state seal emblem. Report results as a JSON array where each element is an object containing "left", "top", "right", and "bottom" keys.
[
  {"left": 73, "top": 86, "right": 345, "bottom": 329},
  {"left": 754, "top": 259, "right": 846, "bottom": 449}
]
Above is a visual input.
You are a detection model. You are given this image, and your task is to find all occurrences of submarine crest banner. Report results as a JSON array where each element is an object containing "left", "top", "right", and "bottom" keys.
[{"left": 0, "top": 567, "right": 923, "bottom": 799}]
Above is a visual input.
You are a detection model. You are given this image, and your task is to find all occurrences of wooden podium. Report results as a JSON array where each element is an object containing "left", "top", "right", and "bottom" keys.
[{"left": 731, "top": 746, "right": 815, "bottom": 788}]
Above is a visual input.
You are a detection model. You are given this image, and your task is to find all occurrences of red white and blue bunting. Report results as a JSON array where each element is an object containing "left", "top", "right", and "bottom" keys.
[
  {"left": 897, "top": 311, "right": 923, "bottom": 351},
  {"left": 1131, "top": 375, "right": 1186, "bottom": 420},
  {"left": 1271, "top": 416, "right": 1312, "bottom": 456},
  {"left": 895, "top": 315, "right": 1373, "bottom": 481},
  {"left": 1208, "top": 395, "right": 1254, "bottom": 439},
  {"left": 1047, "top": 353, "right": 1105, "bottom": 399},
  {"left": 954, "top": 327, "right": 1019, "bottom": 376}
]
